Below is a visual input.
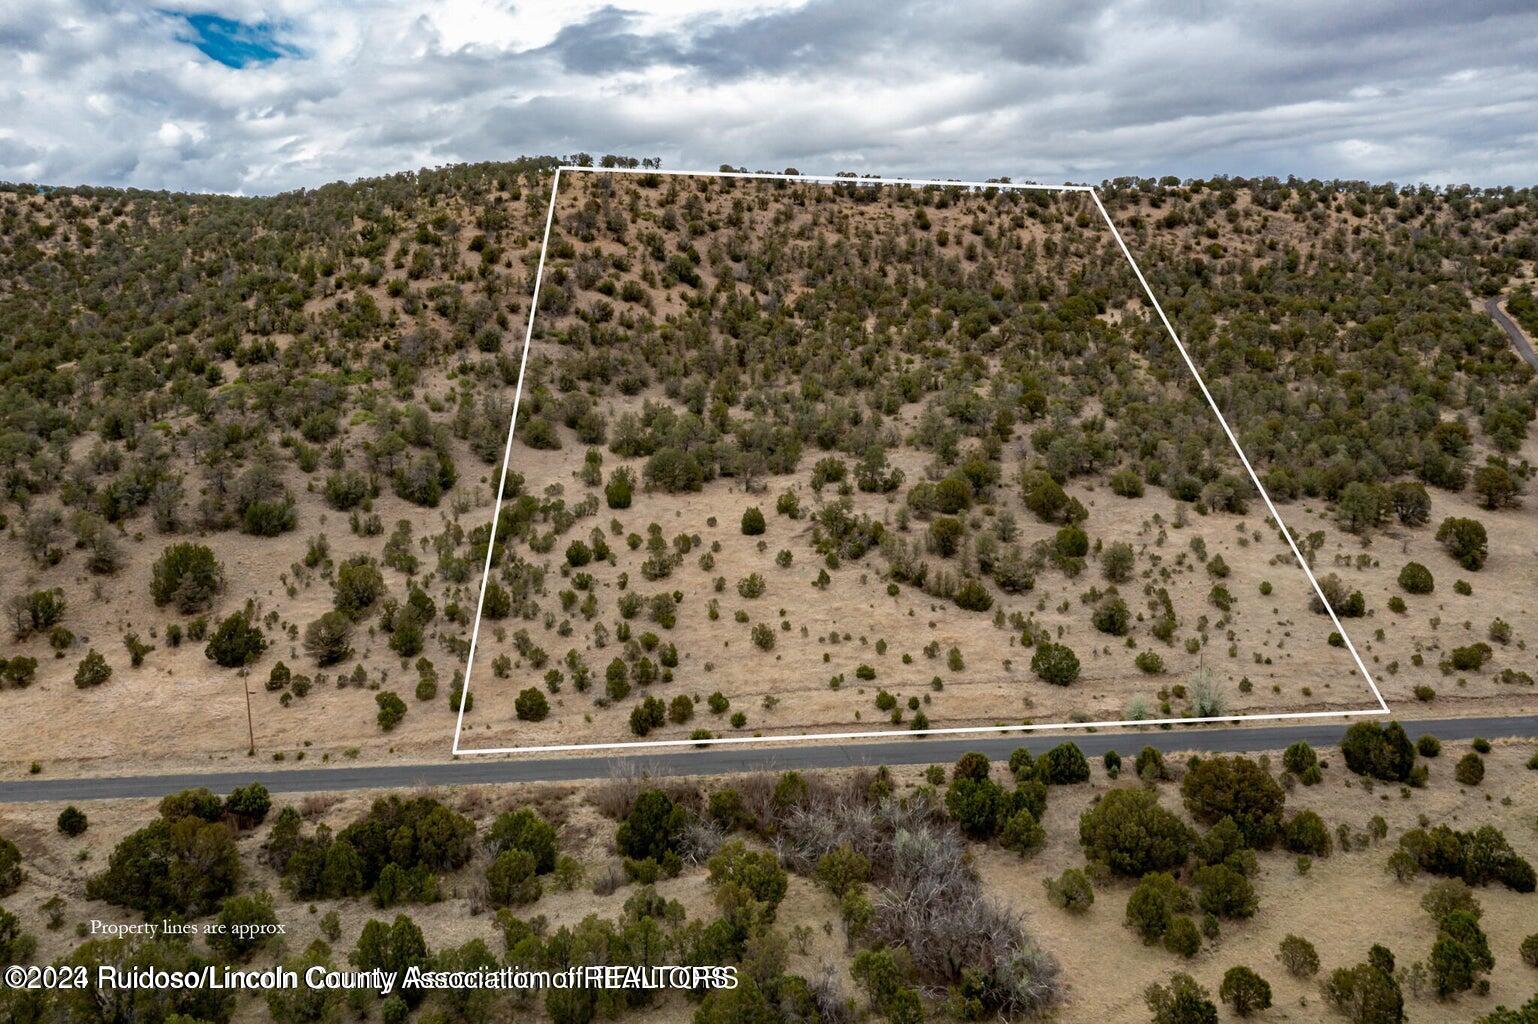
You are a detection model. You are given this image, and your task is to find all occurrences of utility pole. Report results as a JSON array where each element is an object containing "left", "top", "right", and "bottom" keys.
[{"left": 243, "top": 672, "right": 255, "bottom": 756}]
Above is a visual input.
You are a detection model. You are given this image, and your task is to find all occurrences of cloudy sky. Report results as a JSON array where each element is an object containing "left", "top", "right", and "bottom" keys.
[{"left": 2, "top": 0, "right": 1536, "bottom": 194}]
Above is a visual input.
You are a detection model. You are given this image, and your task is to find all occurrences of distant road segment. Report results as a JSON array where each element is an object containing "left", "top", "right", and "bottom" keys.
[{"left": 1486, "top": 296, "right": 1538, "bottom": 371}]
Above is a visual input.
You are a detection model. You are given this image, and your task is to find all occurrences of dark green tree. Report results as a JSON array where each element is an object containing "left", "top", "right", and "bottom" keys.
[
  {"left": 205, "top": 613, "right": 266, "bottom": 668},
  {"left": 1219, "top": 966, "right": 1272, "bottom": 1017},
  {"left": 1145, "top": 972, "right": 1217, "bottom": 1024},
  {"left": 1180, "top": 755, "right": 1285, "bottom": 848},
  {"left": 1080, "top": 788, "right": 1192, "bottom": 876},
  {"left": 1436, "top": 517, "right": 1488, "bottom": 570},
  {"left": 150, "top": 543, "right": 224, "bottom": 612}
]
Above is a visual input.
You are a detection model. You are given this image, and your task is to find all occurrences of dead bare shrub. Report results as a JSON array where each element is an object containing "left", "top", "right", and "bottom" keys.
[
  {"left": 678, "top": 817, "right": 728, "bottom": 865},
  {"left": 807, "top": 965, "right": 857, "bottom": 1024},
  {"left": 775, "top": 794, "right": 882, "bottom": 872},
  {"left": 592, "top": 760, "right": 650, "bottom": 819},
  {"left": 494, "top": 786, "right": 573, "bottom": 827},
  {"left": 870, "top": 872, "right": 1060, "bottom": 1017},
  {"left": 781, "top": 792, "right": 1061, "bottom": 1018},
  {"left": 455, "top": 786, "right": 492, "bottom": 819},
  {"left": 733, "top": 771, "right": 783, "bottom": 827},
  {"left": 591, "top": 860, "right": 625, "bottom": 896},
  {"left": 299, "top": 794, "right": 340, "bottom": 820}
]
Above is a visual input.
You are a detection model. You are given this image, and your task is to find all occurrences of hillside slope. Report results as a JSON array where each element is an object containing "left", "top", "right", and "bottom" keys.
[{"left": 0, "top": 163, "right": 1535, "bottom": 769}]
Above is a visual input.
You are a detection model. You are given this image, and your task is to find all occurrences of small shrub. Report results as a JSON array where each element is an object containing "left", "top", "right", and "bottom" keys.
[
  {"left": 1000, "top": 809, "right": 1045, "bottom": 856},
  {"left": 57, "top": 806, "right": 88, "bottom": 837},
  {"left": 486, "top": 849, "right": 541, "bottom": 906},
  {"left": 667, "top": 695, "right": 694, "bottom": 725},
  {"left": 1093, "top": 596, "right": 1130, "bottom": 635},
  {"left": 487, "top": 807, "right": 558, "bottom": 873},
  {"left": 1055, "top": 525, "right": 1089, "bottom": 558},
  {"left": 204, "top": 613, "right": 267, "bottom": 668},
  {"left": 150, "top": 543, "right": 224, "bottom": 612},
  {"left": 1192, "top": 863, "right": 1257, "bottom": 919},
  {"left": 1103, "top": 541, "right": 1136, "bottom": 583},
  {"left": 604, "top": 468, "right": 634, "bottom": 509},
  {"left": 1162, "top": 915, "right": 1202, "bottom": 957},
  {"left": 1397, "top": 561, "right": 1434, "bottom": 594},
  {"left": 1277, "top": 934, "right": 1320, "bottom": 978},
  {"left": 375, "top": 691, "right": 406, "bottom": 731},
  {"left": 1436, "top": 517, "right": 1488, "bottom": 571},
  {"left": 1340, "top": 721, "right": 1416, "bottom": 782},
  {"left": 1420, "top": 880, "right": 1482, "bottom": 926},
  {"left": 1042, "top": 742, "right": 1090, "bottom": 784},
  {"left": 954, "top": 578, "right": 993, "bottom": 612},
  {"left": 224, "top": 783, "right": 271, "bottom": 828},
  {"left": 1282, "top": 740, "right": 1317, "bottom": 777},
  {"left": 1219, "top": 966, "right": 1272, "bottom": 1018},
  {"left": 1283, "top": 811, "right": 1332, "bottom": 857},
  {"left": 303, "top": 611, "right": 354, "bottom": 666},
  {"left": 209, "top": 891, "right": 279, "bottom": 960},
  {"left": 815, "top": 844, "right": 871, "bottom": 898},
  {"left": 1454, "top": 752, "right": 1485, "bottom": 786},
  {"left": 1145, "top": 973, "right": 1217, "bottom": 1024},
  {"left": 0, "top": 837, "right": 21, "bottom": 896},
  {"left": 1110, "top": 468, "right": 1145, "bottom": 498},
  {"left": 1180, "top": 755, "right": 1285, "bottom": 848},
  {"left": 333, "top": 558, "right": 386, "bottom": 619},
  {"left": 514, "top": 688, "right": 550, "bottom": 722},
  {"left": 1136, "top": 746, "right": 1169, "bottom": 782},
  {"left": 629, "top": 696, "right": 666, "bottom": 737},
  {"left": 1447, "top": 643, "right": 1492, "bottom": 672},
  {"left": 1032, "top": 641, "right": 1080, "bottom": 686},
  {"left": 73, "top": 648, "right": 112, "bottom": 688},
  {"left": 616, "top": 789, "right": 687, "bottom": 865},
  {"left": 1044, "top": 868, "right": 1094, "bottom": 913},
  {"left": 1125, "top": 871, "right": 1194, "bottom": 943}
]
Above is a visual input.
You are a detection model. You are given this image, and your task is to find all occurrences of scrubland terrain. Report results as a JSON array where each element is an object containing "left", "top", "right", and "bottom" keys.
[
  {"left": 461, "top": 172, "right": 1357, "bottom": 750},
  {"left": 1, "top": 731, "right": 1535, "bottom": 1023},
  {"left": 0, "top": 161, "right": 1535, "bottom": 770}
]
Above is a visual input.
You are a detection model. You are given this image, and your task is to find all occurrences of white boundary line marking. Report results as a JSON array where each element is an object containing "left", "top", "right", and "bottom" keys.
[
  {"left": 456, "top": 708, "right": 1388, "bottom": 756},
  {"left": 561, "top": 164, "right": 1096, "bottom": 192},
  {"left": 452, "top": 167, "right": 1388, "bottom": 757},
  {"left": 452, "top": 167, "right": 564, "bottom": 755},
  {"left": 1087, "top": 190, "right": 1389, "bottom": 713}
]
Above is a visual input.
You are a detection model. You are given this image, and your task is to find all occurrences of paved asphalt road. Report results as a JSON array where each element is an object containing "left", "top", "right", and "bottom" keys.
[
  {"left": 1486, "top": 296, "right": 1538, "bottom": 371},
  {"left": 3, "top": 714, "right": 1536, "bottom": 804}
]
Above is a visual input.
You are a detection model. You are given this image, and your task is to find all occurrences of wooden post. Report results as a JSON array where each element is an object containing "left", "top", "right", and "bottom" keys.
[{"left": 243, "top": 674, "right": 255, "bottom": 756}]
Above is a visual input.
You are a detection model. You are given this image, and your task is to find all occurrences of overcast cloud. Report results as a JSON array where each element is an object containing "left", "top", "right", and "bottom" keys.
[{"left": 1, "top": 0, "right": 1536, "bottom": 194}]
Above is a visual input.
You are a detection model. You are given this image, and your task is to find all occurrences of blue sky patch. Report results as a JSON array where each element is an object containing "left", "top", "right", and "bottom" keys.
[{"left": 174, "top": 12, "right": 298, "bottom": 68}]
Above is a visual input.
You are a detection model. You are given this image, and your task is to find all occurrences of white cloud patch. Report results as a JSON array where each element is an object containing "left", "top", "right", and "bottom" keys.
[{"left": 1, "top": 0, "right": 1535, "bottom": 193}]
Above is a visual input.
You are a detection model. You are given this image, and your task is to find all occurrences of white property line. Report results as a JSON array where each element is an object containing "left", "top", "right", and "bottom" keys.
[
  {"left": 559, "top": 164, "right": 1097, "bottom": 192},
  {"left": 452, "top": 167, "right": 1389, "bottom": 758},
  {"left": 452, "top": 167, "right": 565, "bottom": 755},
  {"left": 1087, "top": 190, "right": 1389, "bottom": 714}
]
